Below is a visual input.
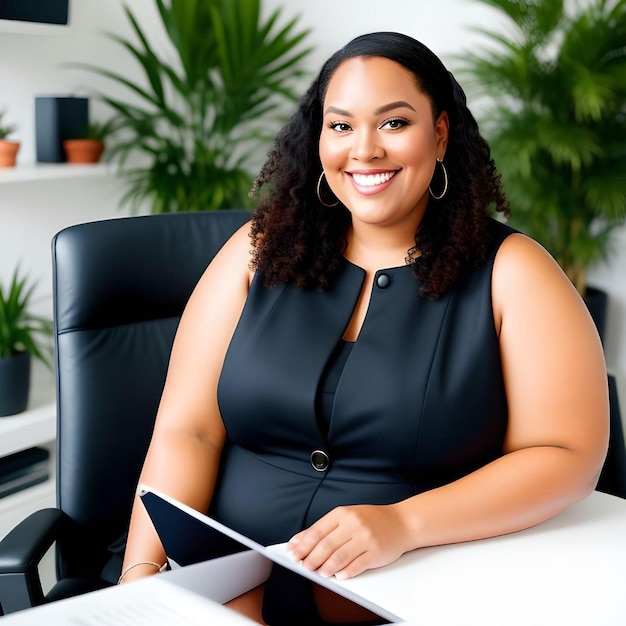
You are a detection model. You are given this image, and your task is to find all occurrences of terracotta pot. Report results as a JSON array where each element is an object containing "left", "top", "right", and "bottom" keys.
[
  {"left": 63, "top": 139, "right": 105, "bottom": 164},
  {"left": 0, "top": 140, "right": 20, "bottom": 168}
]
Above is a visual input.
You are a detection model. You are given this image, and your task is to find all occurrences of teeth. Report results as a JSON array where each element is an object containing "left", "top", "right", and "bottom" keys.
[{"left": 352, "top": 171, "right": 396, "bottom": 187}]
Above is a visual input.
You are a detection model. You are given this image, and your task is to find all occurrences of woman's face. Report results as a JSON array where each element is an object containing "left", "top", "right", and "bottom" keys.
[{"left": 319, "top": 56, "right": 448, "bottom": 233}]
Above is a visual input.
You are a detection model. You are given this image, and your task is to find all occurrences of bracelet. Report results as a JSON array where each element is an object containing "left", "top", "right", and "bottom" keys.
[{"left": 117, "top": 561, "right": 167, "bottom": 584}]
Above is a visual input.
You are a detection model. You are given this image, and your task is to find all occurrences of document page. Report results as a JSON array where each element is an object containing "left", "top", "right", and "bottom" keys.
[{"left": 0, "top": 576, "right": 258, "bottom": 625}]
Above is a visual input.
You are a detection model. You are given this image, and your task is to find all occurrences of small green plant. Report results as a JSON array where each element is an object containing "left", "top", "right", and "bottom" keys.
[
  {"left": 0, "top": 269, "right": 53, "bottom": 367},
  {"left": 0, "top": 109, "right": 17, "bottom": 140}
]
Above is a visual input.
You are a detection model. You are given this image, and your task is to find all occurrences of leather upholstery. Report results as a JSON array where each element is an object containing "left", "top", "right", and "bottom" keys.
[
  {"left": 597, "top": 375, "right": 626, "bottom": 499},
  {"left": 0, "top": 211, "right": 250, "bottom": 613},
  {"left": 52, "top": 211, "right": 248, "bottom": 584}
]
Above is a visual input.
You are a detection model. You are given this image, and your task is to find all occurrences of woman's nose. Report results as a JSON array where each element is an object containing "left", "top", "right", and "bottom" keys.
[{"left": 350, "top": 129, "right": 384, "bottom": 161}]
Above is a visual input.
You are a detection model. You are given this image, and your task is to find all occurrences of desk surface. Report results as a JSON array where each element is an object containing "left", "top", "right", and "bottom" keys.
[
  {"left": 4, "top": 490, "right": 626, "bottom": 625},
  {"left": 335, "top": 489, "right": 626, "bottom": 625}
]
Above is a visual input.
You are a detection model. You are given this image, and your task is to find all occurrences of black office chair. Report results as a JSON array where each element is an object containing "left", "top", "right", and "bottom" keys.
[
  {"left": 0, "top": 211, "right": 250, "bottom": 615},
  {"left": 597, "top": 374, "right": 626, "bottom": 499}
]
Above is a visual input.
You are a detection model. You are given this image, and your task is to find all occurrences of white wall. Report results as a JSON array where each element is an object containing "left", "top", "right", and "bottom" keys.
[
  {"left": 1, "top": 0, "right": 624, "bottom": 406},
  {"left": 0, "top": 0, "right": 160, "bottom": 287}
]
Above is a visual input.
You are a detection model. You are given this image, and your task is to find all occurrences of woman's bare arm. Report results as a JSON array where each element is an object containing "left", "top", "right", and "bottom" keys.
[{"left": 120, "top": 223, "right": 253, "bottom": 583}]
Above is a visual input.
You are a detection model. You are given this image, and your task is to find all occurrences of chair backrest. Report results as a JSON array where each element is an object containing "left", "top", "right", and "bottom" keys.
[
  {"left": 597, "top": 375, "right": 626, "bottom": 499},
  {"left": 51, "top": 211, "right": 250, "bottom": 581}
]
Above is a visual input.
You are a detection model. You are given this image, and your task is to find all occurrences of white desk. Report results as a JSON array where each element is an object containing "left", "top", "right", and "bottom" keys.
[
  {"left": 334, "top": 489, "right": 626, "bottom": 625},
  {"left": 3, "top": 491, "right": 626, "bottom": 625}
]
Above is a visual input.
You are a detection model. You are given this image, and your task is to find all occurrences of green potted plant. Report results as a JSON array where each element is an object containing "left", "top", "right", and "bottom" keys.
[
  {"left": 82, "top": 0, "right": 312, "bottom": 213},
  {"left": 0, "top": 108, "right": 20, "bottom": 168},
  {"left": 63, "top": 120, "right": 115, "bottom": 164},
  {"left": 453, "top": 0, "right": 626, "bottom": 332},
  {"left": 0, "top": 269, "right": 53, "bottom": 417}
]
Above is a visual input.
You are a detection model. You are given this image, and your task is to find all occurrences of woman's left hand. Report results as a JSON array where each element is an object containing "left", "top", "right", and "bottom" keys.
[{"left": 286, "top": 504, "right": 409, "bottom": 580}]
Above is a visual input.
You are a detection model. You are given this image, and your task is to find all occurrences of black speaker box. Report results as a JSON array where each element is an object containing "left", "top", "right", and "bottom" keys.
[{"left": 35, "top": 96, "right": 89, "bottom": 163}]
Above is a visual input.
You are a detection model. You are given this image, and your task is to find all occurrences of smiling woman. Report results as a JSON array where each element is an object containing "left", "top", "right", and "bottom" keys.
[{"left": 120, "top": 32, "right": 609, "bottom": 625}]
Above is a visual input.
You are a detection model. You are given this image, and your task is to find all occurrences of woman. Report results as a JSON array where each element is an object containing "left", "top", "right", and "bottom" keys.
[{"left": 119, "top": 32, "right": 609, "bottom": 624}]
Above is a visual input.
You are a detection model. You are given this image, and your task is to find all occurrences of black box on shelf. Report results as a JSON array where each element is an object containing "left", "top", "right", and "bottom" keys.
[
  {"left": 35, "top": 96, "right": 88, "bottom": 163},
  {"left": 0, "top": 447, "right": 50, "bottom": 499}
]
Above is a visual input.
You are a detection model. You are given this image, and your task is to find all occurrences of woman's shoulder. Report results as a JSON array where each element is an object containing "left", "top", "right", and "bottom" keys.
[
  {"left": 493, "top": 227, "right": 563, "bottom": 284},
  {"left": 219, "top": 219, "right": 254, "bottom": 255},
  {"left": 215, "top": 218, "right": 254, "bottom": 269},
  {"left": 193, "top": 219, "right": 255, "bottom": 295},
  {"left": 491, "top": 227, "right": 591, "bottom": 335}
]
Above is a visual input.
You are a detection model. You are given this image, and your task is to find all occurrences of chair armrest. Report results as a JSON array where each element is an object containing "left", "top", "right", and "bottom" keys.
[{"left": 0, "top": 508, "right": 69, "bottom": 614}]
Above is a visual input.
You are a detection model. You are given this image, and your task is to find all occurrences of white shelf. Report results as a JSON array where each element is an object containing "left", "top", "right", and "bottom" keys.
[
  {"left": 0, "top": 400, "right": 56, "bottom": 458},
  {"left": 0, "top": 20, "right": 70, "bottom": 36},
  {"left": 0, "top": 395, "right": 57, "bottom": 540},
  {"left": 0, "top": 163, "right": 116, "bottom": 184},
  {"left": 0, "top": 478, "right": 56, "bottom": 541}
]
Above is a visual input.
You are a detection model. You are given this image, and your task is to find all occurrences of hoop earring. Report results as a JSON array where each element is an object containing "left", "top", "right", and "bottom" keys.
[
  {"left": 316, "top": 171, "right": 339, "bottom": 207},
  {"left": 429, "top": 158, "right": 449, "bottom": 200}
]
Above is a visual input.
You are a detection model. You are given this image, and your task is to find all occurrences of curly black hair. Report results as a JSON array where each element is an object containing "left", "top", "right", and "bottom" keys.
[{"left": 250, "top": 32, "right": 509, "bottom": 299}]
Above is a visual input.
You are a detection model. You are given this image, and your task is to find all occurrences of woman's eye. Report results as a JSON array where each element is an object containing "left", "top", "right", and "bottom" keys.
[
  {"left": 380, "top": 118, "right": 408, "bottom": 130},
  {"left": 329, "top": 121, "right": 352, "bottom": 133}
]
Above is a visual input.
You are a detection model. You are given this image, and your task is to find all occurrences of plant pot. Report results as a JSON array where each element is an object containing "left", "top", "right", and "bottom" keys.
[
  {"left": 63, "top": 139, "right": 104, "bottom": 164},
  {"left": 584, "top": 285, "right": 608, "bottom": 346},
  {"left": 0, "top": 352, "right": 31, "bottom": 417},
  {"left": 0, "top": 140, "right": 20, "bottom": 168}
]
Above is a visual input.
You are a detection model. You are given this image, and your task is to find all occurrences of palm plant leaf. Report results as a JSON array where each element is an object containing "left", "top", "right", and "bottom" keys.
[
  {"left": 453, "top": 0, "right": 626, "bottom": 294},
  {"left": 83, "top": 0, "right": 311, "bottom": 213},
  {"left": 122, "top": 8, "right": 166, "bottom": 105}
]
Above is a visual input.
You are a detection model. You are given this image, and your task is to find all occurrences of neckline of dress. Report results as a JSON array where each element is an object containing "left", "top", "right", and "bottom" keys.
[{"left": 342, "top": 257, "right": 413, "bottom": 274}]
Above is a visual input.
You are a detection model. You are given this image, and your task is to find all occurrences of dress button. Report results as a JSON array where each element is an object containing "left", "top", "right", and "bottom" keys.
[
  {"left": 376, "top": 273, "right": 391, "bottom": 289},
  {"left": 310, "top": 450, "right": 330, "bottom": 472}
]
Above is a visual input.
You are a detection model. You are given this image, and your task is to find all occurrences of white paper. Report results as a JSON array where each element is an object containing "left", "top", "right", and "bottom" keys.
[{"left": 1, "top": 577, "right": 258, "bottom": 625}]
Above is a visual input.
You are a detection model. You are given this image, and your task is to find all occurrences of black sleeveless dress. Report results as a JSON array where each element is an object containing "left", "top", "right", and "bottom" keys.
[
  {"left": 213, "top": 219, "right": 513, "bottom": 546},
  {"left": 213, "top": 219, "right": 514, "bottom": 623}
]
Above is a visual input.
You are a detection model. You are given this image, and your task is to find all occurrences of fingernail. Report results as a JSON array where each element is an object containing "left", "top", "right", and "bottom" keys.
[{"left": 335, "top": 571, "right": 347, "bottom": 580}]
